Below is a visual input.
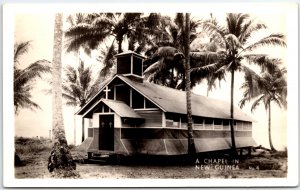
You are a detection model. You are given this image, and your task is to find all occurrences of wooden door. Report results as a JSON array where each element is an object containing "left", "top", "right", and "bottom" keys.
[{"left": 99, "top": 115, "right": 114, "bottom": 150}]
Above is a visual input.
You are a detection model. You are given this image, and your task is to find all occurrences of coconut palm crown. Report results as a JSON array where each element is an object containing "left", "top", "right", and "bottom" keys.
[
  {"left": 143, "top": 13, "right": 223, "bottom": 90},
  {"left": 14, "top": 41, "right": 51, "bottom": 114},
  {"left": 201, "top": 13, "right": 286, "bottom": 155},
  {"left": 62, "top": 60, "right": 100, "bottom": 108},
  {"left": 239, "top": 58, "right": 287, "bottom": 151}
]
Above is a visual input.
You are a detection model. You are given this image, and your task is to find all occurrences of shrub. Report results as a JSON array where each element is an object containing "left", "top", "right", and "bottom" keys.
[
  {"left": 272, "top": 149, "right": 288, "bottom": 158},
  {"left": 68, "top": 144, "right": 75, "bottom": 150},
  {"left": 15, "top": 137, "right": 53, "bottom": 155},
  {"left": 239, "top": 158, "right": 281, "bottom": 170}
]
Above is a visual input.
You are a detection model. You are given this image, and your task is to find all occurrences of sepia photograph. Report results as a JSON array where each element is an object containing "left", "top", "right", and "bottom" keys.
[{"left": 2, "top": 2, "right": 298, "bottom": 187}]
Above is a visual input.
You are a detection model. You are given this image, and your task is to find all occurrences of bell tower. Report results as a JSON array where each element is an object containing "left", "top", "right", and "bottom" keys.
[{"left": 115, "top": 51, "right": 145, "bottom": 82}]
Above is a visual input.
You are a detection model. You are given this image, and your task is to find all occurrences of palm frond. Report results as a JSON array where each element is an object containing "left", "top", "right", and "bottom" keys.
[
  {"left": 62, "top": 61, "right": 101, "bottom": 108},
  {"left": 143, "top": 60, "right": 162, "bottom": 76},
  {"left": 250, "top": 94, "right": 265, "bottom": 112},
  {"left": 226, "top": 13, "right": 249, "bottom": 37},
  {"left": 243, "top": 33, "right": 286, "bottom": 52},
  {"left": 244, "top": 54, "right": 282, "bottom": 73},
  {"left": 239, "top": 21, "right": 267, "bottom": 44},
  {"left": 14, "top": 41, "right": 31, "bottom": 64},
  {"left": 14, "top": 60, "right": 51, "bottom": 83},
  {"left": 201, "top": 21, "right": 227, "bottom": 49},
  {"left": 99, "top": 40, "right": 117, "bottom": 77}
]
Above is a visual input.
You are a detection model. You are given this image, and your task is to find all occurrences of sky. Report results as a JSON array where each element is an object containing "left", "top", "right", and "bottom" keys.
[{"left": 11, "top": 5, "right": 294, "bottom": 150}]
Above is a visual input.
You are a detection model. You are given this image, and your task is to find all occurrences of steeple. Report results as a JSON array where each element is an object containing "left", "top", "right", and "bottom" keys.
[{"left": 115, "top": 51, "right": 145, "bottom": 82}]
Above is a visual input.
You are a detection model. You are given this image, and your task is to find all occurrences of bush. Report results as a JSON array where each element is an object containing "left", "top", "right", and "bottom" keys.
[
  {"left": 239, "top": 158, "right": 281, "bottom": 170},
  {"left": 272, "top": 149, "right": 288, "bottom": 158},
  {"left": 15, "top": 152, "right": 22, "bottom": 166},
  {"left": 15, "top": 137, "right": 53, "bottom": 155},
  {"left": 68, "top": 144, "right": 75, "bottom": 150}
]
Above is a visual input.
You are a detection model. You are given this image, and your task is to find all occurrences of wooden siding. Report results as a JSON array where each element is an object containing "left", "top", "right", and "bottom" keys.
[
  {"left": 165, "top": 114, "right": 252, "bottom": 132},
  {"left": 88, "top": 128, "right": 93, "bottom": 137}
]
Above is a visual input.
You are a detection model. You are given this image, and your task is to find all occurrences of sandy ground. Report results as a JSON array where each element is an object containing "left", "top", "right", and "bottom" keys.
[{"left": 15, "top": 150, "right": 287, "bottom": 179}]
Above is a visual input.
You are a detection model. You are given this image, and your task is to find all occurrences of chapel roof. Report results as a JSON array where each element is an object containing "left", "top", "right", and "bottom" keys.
[{"left": 77, "top": 75, "right": 254, "bottom": 122}]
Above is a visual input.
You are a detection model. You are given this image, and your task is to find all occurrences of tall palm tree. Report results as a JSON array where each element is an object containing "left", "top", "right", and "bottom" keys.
[
  {"left": 185, "top": 13, "right": 196, "bottom": 154},
  {"left": 62, "top": 60, "right": 100, "bottom": 143},
  {"left": 14, "top": 41, "right": 51, "bottom": 114},
  {"left": 239, "top": 58, "right": 287, "bottom": 151},
  {"left": 144, "top": 14, "right": 221, "bottom": 154},
  {"left": 48, "top": 13, "right": 77, "bottom": 176},
  {"left": 202, "top": 13, "right": 286, "bottom": 156}
]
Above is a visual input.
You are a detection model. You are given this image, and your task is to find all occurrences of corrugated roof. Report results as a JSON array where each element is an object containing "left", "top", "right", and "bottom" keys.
[
  {"left": 119, "top": 75, "right": 254, "bottom": 122},
  {"left": 77, "top": 75, "right": 254, "bottom": 122},
  {"left": 102, "top": 99, "right": 142, "bottom": 118}
]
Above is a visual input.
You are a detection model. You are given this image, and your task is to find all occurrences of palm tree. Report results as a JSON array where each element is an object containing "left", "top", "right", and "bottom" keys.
[
  {"left": 184, "top": 13, "right": 196, "bottom": 154},
  {"left": 143, "top": 46, "right": 185, "bottom": 88},
  {"left": 62, "top": 60, "right": 100, "bottom": 143},
  {"left": 14, "top": 41, "right": 51, "bottom": 114},
  {"left": 202, "top": 13, "right": 286, "bottom": 156},
  {"left": 239, "top": 58, "right": 287, "bottom": 151},
  {"left": 144, "top": 14, "right": 222, "bottom": 154},
  {"left": 65, "top": 13, "right": 161, "bottom": 79},
  {"left": 65, "top": 13, "right": 145, "bottom": 54},
  {"left": 144, "top": 47, "right": 223, "bottom": 91},
  {"left": 143, "top": 13, "right": 225, "bottom": 91},
  {"left": 48, "top": 13, "right": 77, "bottom": 176},
  {"left": 143, "top": 14, "right": 201, "bottom": 89}
]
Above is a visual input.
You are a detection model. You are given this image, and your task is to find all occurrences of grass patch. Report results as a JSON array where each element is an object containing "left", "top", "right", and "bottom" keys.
[
  {"left": 239, "top": 157, "right": 281, "bottom": 170},
  {"left": 15, "top": 136, "right": 53, "bottom": 155}
]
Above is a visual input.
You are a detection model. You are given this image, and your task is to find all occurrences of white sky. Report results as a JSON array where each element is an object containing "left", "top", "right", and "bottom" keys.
[{"left": 11, "top": 5, "right": 293, "bottom": 151}]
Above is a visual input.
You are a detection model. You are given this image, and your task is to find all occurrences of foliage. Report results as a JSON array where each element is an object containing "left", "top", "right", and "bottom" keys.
[
  {"left": 239, "top": 59, "right": 287, "bottom": 111},
  {"left": 239, "top": 59, "right": 287, "bottom": 151},
  {"left": 62, "top": 60, "right": 100, "bottom": 107},
  {"left": 201, "top": 13, "right": 286, "bottom": 73},
  {"left": 143, "top": 14, "right": 225, "bottom": 91},
  {"left": 239, "top": 157, "right": 281, "bottom": 170},
  {"left": 201, "top": 13, "right": 286, "bottom": 155},
  {"left": 65, "top": 13, "right": 159, "bottom": 53},
  {"left": 96, "top": 41, "right": 118, "bottom": 77},
  {"left": 15, "top": 136, "right": 52, "bottom": 155},
  {"left": 14, "top": 41, "right": 51, "bottom": 113},
  {"left": 65, "top": 13, "right": 161, "bottom": 78}
]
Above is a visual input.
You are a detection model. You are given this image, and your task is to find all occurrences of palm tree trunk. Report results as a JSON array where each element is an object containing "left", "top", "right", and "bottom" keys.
[
  {"left": 185, "top": 13, "right": 195, "bottom": 154},
  {"left": 268, "top": 103, "right": 276, "bottom": 151},
  {"left": 230, "top": 69, "right": 237, "bottom": 156},
  {"left": 48, "top": 13, "right": 76, "bottom": 174},
  {"left": 118, "top": 40, "right": 122, "bottom": 53}
]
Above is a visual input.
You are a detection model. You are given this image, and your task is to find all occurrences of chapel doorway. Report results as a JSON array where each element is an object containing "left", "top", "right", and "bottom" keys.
[{"left": 99, "top": 114, "right": 114, "bottom": 151}]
